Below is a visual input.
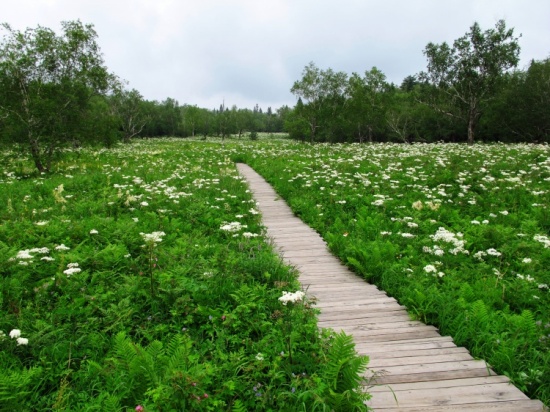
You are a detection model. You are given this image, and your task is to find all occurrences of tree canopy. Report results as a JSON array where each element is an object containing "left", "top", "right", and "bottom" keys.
[
  {"left": 0, "top": 20, "right": 115, "bottom": 171},
  {"left": 419, "top": 20, "right": 521, "bottom": 144}
]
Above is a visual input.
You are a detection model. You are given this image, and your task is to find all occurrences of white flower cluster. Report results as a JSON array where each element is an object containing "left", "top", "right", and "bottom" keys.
[
  {"left": 474, "top": 248, "right": 502, "bottom": 261},
  {"left": 423, "top": 263, "right": 445, "bottom": 277},
  {"left": 10, "top": 247, "right": 55, "bottom": 265},
  {"left": 423, "top": 245, "right": 445, "bottom": 256},
  {"left": 63, "top": 262, "right": 82, "bottom": 277},
  {"left": 0, "top": 329, "right": 29, "bottom": 346},
  {"left": 430, "top": 227, "right": 468, "bottom": 255},
  {"left": 220, "top": 221, "right": 245, "bottom": 232},
  {"left": 279, "top": 290, "right": 306, "bottom": 305},
  {"left": 534, "top": 234, "right": 550, "bottom": 248},
  {"left": 140, "top": 231, "right": 166, "bottom": 245}
]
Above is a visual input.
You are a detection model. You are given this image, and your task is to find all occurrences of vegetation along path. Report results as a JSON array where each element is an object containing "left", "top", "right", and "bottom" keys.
[{"left": 236, "top": 163, "right": 546, "bottom": 412}]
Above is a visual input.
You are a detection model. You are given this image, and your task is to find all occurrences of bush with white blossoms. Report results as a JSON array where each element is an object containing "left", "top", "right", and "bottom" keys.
[
  {"left": 63, "top": 263, "right": 82, "bottom": 277},
  {"left": 140, "top": 231, "right": 165, "bottom": 246},
  {"left": 3, "top": 329, "right": 29, "bottom": 346},
  {"left": 279, "top": 290, "right": 306, "bottom": 305},
  {"left": 430, "top": 227, "right": 468, "bottom": 255},
  {"left": 220, "top": 221, "right": 246, "bottom": 232}
]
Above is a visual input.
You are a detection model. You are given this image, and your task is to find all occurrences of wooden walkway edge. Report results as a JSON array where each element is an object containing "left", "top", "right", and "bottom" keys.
[{"left": 236, "top": 163, "right": 546, "bottom": 412}]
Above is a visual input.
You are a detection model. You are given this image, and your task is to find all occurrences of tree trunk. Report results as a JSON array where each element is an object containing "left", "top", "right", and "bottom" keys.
[
  {"left": 29, "top": 134, "right": 45, "bottom": 173},
  {"left": 467, "top": 110, "right": 476, "bottom": 145}
]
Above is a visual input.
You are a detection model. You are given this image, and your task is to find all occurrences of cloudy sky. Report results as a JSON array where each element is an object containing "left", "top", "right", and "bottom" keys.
[{"left": 3, "top": 0, "right": 549, "bottom": 111}]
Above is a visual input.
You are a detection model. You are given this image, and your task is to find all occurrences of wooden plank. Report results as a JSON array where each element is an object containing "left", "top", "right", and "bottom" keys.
[
  {"left": 329, "top": 320, "right": 439, "bottom": 332},
  {"left": 368, "top": 375, "right": 510, "bottom": 392},
  {"left": 354, "top": 336, "right": 456, "bottom": 352},
  {"left": 365, "top": 365, "right": 496, "bottom": 386},
  {"left": 366, "top": 346, "right": 470, "bottom": 360},
  {"left": 318, "top": 313, "right": 411, "bottom": 326},
  {"left": 364, "top": 359, "right": 493, "bottom": 381},
  {"left": 367, "top": 382, "right": 529, "bottom": 408},
  {"left": 309, "top": 294, "right": 394, "bottom": 303},
  {"left": 367, "top": 400, "right": 546, "bottom": 412},
  {"left": 368, "top": 352, "right": 474, "bottom": 368},
  {"left": 351, "top": 328, "right": 441, "bottom": 343}
]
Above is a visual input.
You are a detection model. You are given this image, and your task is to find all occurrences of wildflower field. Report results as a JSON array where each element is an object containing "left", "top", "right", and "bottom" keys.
[
  {"left": 0, "top": 139, "right": 368, "bottom": 411},
  {"left": 240, "top": 139, "right": 550, "bottom": 405},
  {"left": 1, "top": 137, "right": 549, "bottom": 409}
]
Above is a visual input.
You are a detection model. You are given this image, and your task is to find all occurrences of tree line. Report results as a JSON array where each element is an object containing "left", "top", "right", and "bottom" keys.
[
  {"left": 0, "top": 19, "right": 548, "bottom": 173},
  {"left": 0, "top": 20, "right": 288, "bottom": 173},
  {"left": 286, "top": 20, "right": 550, "bottom": 144}
]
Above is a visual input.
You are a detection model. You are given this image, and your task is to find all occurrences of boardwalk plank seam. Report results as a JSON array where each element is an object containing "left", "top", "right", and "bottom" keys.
[{"left": 236, "top": 163, "right": 546, "bottom": 411}]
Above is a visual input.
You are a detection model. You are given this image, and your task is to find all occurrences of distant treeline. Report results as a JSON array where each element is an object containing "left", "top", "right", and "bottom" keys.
[
  {"left": 0, "top": 20, "right": 548, "bottom": 172},
  {"left": 286, "top": 21, "right": 549, "bottom": 144}
]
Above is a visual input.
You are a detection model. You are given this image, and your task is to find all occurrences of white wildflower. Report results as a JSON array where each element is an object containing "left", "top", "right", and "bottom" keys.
[
  {"left": 220, "top": 222, "right": 244, "bottom": 232},
  {"left": 90, "top": 229, "right": 99, "bottom": 235},
  {"left": 412, "top": 201, "right": 423, "bottom": 210},
  {"left": 279, "top": 290, "right": 306, "bottom": 305},
  {"left": 9, "top": 329, "right": 21, "bottom": 339},
  {"left": 424, "top": 265, "right": 437, "bottom": 273},
  {"left": 140, "top": 231, "right": 166, "bottom": 245},
  {"left": 534, "top": 235, "right": 550, "bottom": 248},
  {"left": 16, "top": 250, "right": 34, "bottom": 260},
  {"left": 55, "top": 244, "right": 70, "bottom": 251},
  {"left": 16, "top": 337, "right": 29, "bottom": 346}
]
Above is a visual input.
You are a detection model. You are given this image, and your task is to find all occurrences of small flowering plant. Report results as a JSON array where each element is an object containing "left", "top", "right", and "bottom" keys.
[
  {"left": 140, "top": 231, "right": 166, "bottom": 297},
  {"left": 278, "top": 290, "right": 306, "bottom": 306},
  {"left": 279, "top": 290, "right": 307, "bottom": 364},
  {"left": 1, "top": 329, "right": 29, "bottom": 346}
]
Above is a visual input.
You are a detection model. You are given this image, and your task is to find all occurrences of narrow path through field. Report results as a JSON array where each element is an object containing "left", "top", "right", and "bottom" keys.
[{"left": 236, "top": 163, "right": 546, "bottom": 412}]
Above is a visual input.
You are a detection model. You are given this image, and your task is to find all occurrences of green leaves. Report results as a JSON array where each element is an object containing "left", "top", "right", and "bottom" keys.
[
  {"left": 420, "top": 20, "right": 521, "bottom": 143},
  {"left": 0, "top": 20, "right": 115, "bottom": 172}
]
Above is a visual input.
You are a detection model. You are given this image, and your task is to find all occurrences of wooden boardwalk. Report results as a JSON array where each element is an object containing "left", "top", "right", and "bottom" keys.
[{"left": 236, "top": 163, "right": 546, "bottom": 412}]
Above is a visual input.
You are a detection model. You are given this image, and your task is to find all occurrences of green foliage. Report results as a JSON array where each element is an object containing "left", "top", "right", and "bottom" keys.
[
  {"left": 321, "top": 332, "right": 369, "bottom": 409},
  {"left": 285, "top": 20, "right": 546, "bottom": 144},
  {"left": 0, "top": 367, "right": 42, "bottom": 409},
  {"left": 245, "top": 139, "right": 550, "bottom": 406},
  {"left": 0, "top": 20, "right": 116, "bottom": 172},
  {"left": 0, "top": 139, "right": 370, "bottom": 410},
  {"left": 419, "top": 20, "right": 520, "bottom": 143}
]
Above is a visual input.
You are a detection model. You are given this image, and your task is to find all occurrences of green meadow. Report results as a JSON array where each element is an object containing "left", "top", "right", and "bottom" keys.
[
  {"left": 1, "top": 137, "right": 549, "bottom": 409},
  {"left": 240, "top": 138, "right": 550, "bottom": 405},
  {"left": 0, "top": 138, "right": 368, "bottom": 411}
]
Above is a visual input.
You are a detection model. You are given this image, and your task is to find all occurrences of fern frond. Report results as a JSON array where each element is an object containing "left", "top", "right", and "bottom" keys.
[
  {"left": 232, "top": 399, "right": 247, "bottom": 412},
  {"left": 0, "top": 366, "right": 42, "bottom": 407},
  {"left": 101, "top": 394, "right": 122, "bottom": 412},
  {"left": 324, "top": 332, "right": 368, "bottom": 392}
]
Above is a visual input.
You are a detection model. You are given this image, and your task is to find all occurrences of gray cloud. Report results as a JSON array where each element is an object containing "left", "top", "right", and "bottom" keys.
[{"left": 3, "top": 0, "right": 549, "bottom": 110}]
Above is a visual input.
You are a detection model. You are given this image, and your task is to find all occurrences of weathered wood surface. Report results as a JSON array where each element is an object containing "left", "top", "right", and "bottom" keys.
[{"left": 236, "top": 163, "right": 546, "bottom": 411}]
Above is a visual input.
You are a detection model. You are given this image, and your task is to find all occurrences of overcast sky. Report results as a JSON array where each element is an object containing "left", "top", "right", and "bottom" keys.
[{"left": 3, "top": 0, "right": 549, "bottom": 111}]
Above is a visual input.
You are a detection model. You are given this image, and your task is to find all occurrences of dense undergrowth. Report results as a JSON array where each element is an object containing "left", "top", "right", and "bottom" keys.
[
  {"left": 0, "top": 139, "right": 369, "bottom": 411},
  {"left": 240, "top": 139, "right": 550, "bottom": 406}
]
